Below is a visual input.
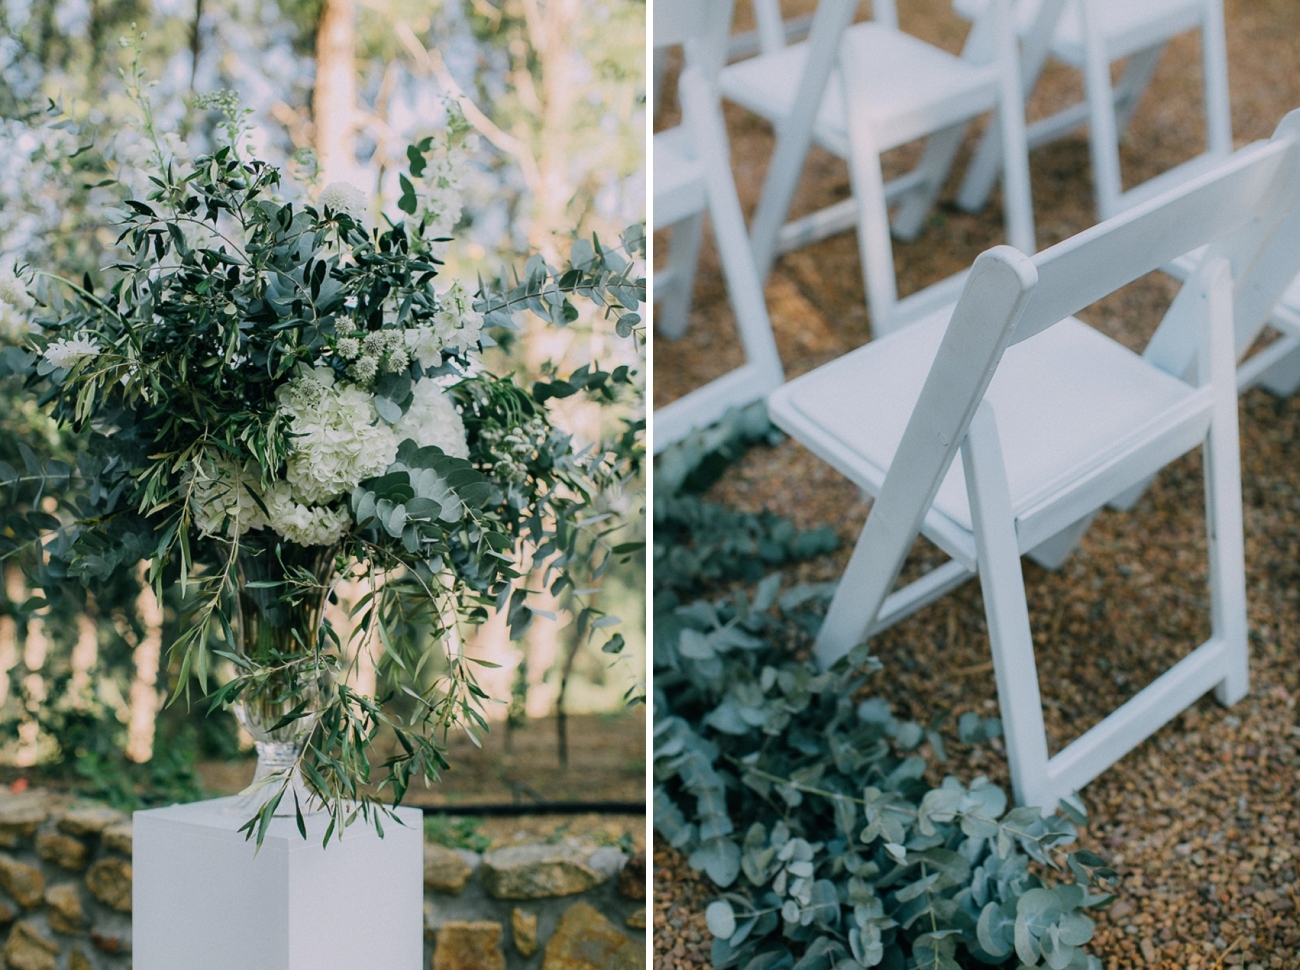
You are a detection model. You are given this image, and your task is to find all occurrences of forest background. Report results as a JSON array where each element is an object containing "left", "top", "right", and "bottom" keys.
[{"left": 0, "top": 0, "right": 646, "bottom": 806}]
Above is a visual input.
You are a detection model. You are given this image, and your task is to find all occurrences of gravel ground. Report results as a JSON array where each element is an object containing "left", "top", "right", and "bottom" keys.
[{"left": 653, "top": 1, "right": 1300, "bottom": 967}]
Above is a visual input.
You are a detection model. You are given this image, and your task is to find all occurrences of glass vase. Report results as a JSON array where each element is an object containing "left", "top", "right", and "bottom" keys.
[
  {"left": 231, "top": 671, "right": 323, "bottom": 814},
  {"left": 228, "top": 542, "right": 337, "bottom": 816}
]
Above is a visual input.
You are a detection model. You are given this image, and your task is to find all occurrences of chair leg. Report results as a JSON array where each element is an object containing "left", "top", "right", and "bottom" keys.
[
  {"left": 1199, "top": 260, "right": 1250, "bottom": 707},
  {"left": 682, "top": 65, "right": 786, "bottom": 390},
  {"left": 748, "top": 0, "right": 859, "bottom": 280},
  {"left": 962, "top": 404, "right": 1053, "bottom": 809},
  {"left": 957, "top": 116, "right": 1005, "bottom": 215},
  {"left": 1202, "top": 0, "right": 1233, "bottom": 159},
  {"left": 1111, "top": 44, "right": 1163, "bottom": 134},
  {"left": 843, "top": 107, "right": 900, "bottom": 337},
  {"left": 656, "top": 213, "right": 705, "bottom": 341},
  {"left": 1258, "top": 343, "right": 1300, "bottom": 397},
  {"left": 890, "top": 123, "right": 966, "bottom": 242},
  {"left": 1025, "top": 511, "right": 1097, "bottom": 571},
  {"left": 1080, "top": 5, "right": 1124, "bottom": 219}
]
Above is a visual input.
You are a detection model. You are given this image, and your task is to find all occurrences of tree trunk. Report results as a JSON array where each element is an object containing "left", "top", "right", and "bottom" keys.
[{"left": 313, "top": 0, "right": 358, "bottom": 186}]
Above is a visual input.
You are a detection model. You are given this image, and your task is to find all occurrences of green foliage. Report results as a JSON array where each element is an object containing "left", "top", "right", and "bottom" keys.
[
  {"left": 0, "top": 86, "right": 644, "bottom": 845},
  {"left": 654, "top": 404, "right": 838, "bottom": 605},
  {"left": 423, "top": 814, "right": 492, "bottom": 853},
  {"left": 653, "top": 418, "right": 1118, "bottom": 970}
]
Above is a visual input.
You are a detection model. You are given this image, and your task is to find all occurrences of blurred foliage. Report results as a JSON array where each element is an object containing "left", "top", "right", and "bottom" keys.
[{"left": 423, "top": 813, "right": 492, "bottom": 852}]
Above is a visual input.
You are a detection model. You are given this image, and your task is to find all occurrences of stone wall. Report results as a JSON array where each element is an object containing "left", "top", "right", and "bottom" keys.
[
  {"left": 0, "top": 790, "right": 645, "bottom": 970},
  {"left": 423, "top": 840, "right": 645, "bottom": 969},
  {"left": 0, "top": 790, "right": 131, "bottom": 970}
]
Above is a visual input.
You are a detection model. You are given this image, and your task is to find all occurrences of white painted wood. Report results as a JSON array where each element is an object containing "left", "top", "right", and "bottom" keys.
[
  {"left": 954, "top": 0, "right": 1233, "bottom": 222},
  {"left": 656, "top": 211, "right": 704, "bottom": 341},
  {"left": 1198, "top": 257, "right": 1250, "bottom": 706},
  {"left": 962, "top": 402, "right": 1053, "bottom": 809},
  {"left": 768, "top": 119, "right": 1300, "bottom": 807},
  {"left": 134, "top": 798, "right": 423, "bottom": 970},
  {"left": 721, "top": 0, "right": 1035, "bottom": 337},
  {"left": 653, "top": 0, "right": 786, "bottom": 450}
]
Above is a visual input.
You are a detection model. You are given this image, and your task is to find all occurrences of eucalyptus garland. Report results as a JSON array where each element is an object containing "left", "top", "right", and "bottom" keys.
[{"left": 653, "top": 422, "right": 1118, "bottom": 970}]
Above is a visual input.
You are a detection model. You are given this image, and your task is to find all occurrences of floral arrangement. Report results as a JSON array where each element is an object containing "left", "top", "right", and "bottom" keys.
[{"left": 0, "top": 88, "right": 644, "bottom": 843}]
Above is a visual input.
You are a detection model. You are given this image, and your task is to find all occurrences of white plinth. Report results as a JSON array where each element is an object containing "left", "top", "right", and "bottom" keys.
[{"left": 133, "top": 797, "right": 423, "bottom": 970}]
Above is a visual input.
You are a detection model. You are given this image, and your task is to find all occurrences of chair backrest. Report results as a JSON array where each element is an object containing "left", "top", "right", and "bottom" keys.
[
  {"left": 654, "top": 0, "right": 735, "bottom": 82},
  {"left": 824, "top": 109, "right": 1300, "bottom": 664}
]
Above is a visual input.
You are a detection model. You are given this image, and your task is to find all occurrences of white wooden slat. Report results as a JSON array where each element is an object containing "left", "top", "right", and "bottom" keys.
[
  {"left": 654, "top": 364, "right": 781, "bottom": 454},
  {"left": 866, "top": 559, "right": 975, "bottom": 637}
]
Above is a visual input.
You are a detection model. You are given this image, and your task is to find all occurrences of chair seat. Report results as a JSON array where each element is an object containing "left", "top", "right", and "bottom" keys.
[
  {"left": 653, "top": 127, "right": 706, "bottom": 228},
  {"left": 768, "top": 308, "right": 1207, "bottom": 536},
  {"left": 719, "top": 22, "right": 1002, "bottom": 158},
  {"left": 954, "top": 0, "right": 1205, "bottom": 63}
]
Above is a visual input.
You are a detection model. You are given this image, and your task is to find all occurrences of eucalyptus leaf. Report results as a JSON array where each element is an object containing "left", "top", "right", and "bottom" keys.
[{"left": 706, "top": 900, "right": 737, "bottom": 939}]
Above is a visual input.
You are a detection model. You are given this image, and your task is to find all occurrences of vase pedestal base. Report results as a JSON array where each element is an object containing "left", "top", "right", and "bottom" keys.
[{"left": 133, "top": 796, "right": 423, "bottom": 970}]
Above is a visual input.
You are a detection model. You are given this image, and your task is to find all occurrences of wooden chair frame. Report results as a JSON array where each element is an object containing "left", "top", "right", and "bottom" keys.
[
  {"left": 653, "top": 0, "right": 785, "bottom": 451},
  {"left": 954, "top": 0, "right": 1233, "bottom": 221},
  {"left": 719, "top": 0, "right": 1036, "bottom": 337},
  {"left": 768, "top": 111, "right": 1300, "bottom": 809}
]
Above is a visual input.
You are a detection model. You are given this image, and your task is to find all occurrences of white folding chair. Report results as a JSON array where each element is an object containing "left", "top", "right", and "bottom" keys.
[
  {"left": 1149, "top": 256, "right": 1300, "bottom": 399},
  {"left": 767, "top": 110, "right": 1300, "bottom": 810},
  {"left": 728, "top": 0, "right": 814, "bottom": 62},
  {"left": 954, "top": 0, "right": 1232, "bottom": 221},
  {"left": 720, "top": 0, "right": 1036, "bottom": 338},
  {"left": 653, "top": 0, "right": 785, "bottom": 452}
]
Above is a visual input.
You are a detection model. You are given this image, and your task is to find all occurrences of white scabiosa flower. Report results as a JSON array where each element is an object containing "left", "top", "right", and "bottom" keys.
[
  {"left": 187, "top": 459, "right": 269, "bottom": 538},
  {"left": 384, "top": 347, "right": 410, "bottom": 373},
  {"left": 336, "top": 337, "right": 360, "bottom": 360},
  {"left": 361, "top": 331, "right": 391, "bottom": 357},
  {"left": 264, "top": 482, "right": 351, "bottom": 547},
  {"left": 393, "top": 379, "right": 469, "bottom": 459},
  {"left": 43, "top": 335, "right": 102, "bottom": 370},
  {"left": 350, "top": 356, "right": 378, "bottom": 384},
  {"left": 0, "top": 271, "right": 33, "bottom": 311},
  {"left": 277, "top": 366, "right": 398, "bottom": 504},
  {"left": 318, "top": 182, "right": 368, "bottom": 220}
]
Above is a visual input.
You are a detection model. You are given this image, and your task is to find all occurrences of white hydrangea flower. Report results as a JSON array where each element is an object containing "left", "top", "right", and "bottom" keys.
[
  {"left": 0, "top": 271, "right": 33, "bottom": 311},
  {"left": 264, "top": 482, "right": 351, "bottom": 547},
  {"left": 187, "top": 458, "right": 269, "bottom": 538},
  {"left": 403, "top": 327, "right": 442, "bottom": 370},
  {"left": 43, "top": 335, "right": 102, "bottom": 370},
  {"left": 277, "top": 366, "right": 398, "bottom": 504},
  {"left": 318, "top": 182, "right": 368, "bottom": 220},
  {"left": 393, "top": 379, "right": 469, "bottom": 459}
]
